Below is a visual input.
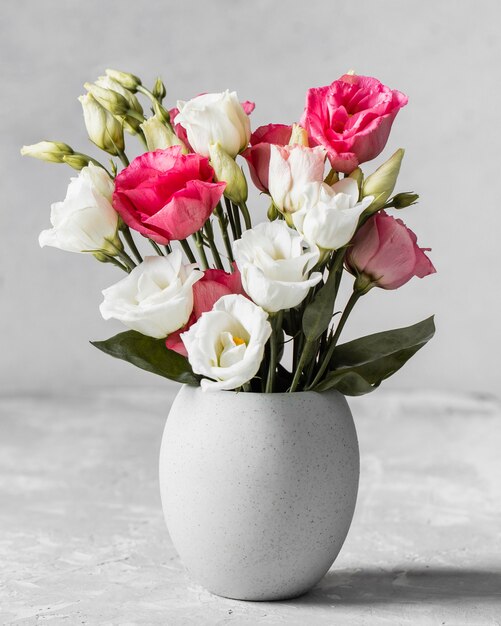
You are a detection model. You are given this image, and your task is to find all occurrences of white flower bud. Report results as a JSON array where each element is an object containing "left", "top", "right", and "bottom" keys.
[{"left": 79, "top": 93, "right": 124, "bottom": 155}]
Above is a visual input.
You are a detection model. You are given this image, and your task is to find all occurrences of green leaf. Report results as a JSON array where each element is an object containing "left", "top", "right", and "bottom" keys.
[
  {"left": 302, "top": 267, "right": 339, "bottom": 341},
  {"left": 314, "top": 371, "right": 379, "bottom": 395},
  {"left": 313, "top": 316, "right": 435, "bottom": 395},
  {"left": 91, "top": 330, "right": 199, "bottom": 385}
]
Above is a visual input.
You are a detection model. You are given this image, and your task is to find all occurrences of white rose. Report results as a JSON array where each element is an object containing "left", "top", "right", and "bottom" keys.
[
  {"left": 292, "top": 178, "right": 374, "bottom": 251},
  {"left": 268, "top": 144, "right": 326, "bottom": 216},
  {"left": 233, "top": 221, "right": 322, "bottom": 313},
  {"left": 100, "top": 251, "right": 203, "bottom": 339},
  {"left": 181, "top": 294, "right": 271, "bottom": 391},
  {"left": 39, "top": 163, "right": 119, "bottom": 254},
  {"left": 174, "top": 91, "right": 251, "bottom": 158}
]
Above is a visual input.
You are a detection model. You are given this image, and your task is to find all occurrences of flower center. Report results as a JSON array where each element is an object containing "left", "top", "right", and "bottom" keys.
[{"left": 232, "top": 335, "right": 246, "bottom": 346}]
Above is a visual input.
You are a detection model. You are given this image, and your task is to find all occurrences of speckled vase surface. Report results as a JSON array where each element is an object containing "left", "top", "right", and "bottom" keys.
[{"left": 159, "top": 384, "right": 359, "bottom": 601}]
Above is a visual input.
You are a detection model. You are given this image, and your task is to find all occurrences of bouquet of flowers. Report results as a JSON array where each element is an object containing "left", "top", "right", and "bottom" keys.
[{"left": 22, "top": 69, "right": 435, "bottom": 394}]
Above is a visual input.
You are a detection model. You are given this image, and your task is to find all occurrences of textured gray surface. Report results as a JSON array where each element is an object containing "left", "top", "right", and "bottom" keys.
[
  {"left": 1, "top": 388, "right": 500, "bottom": 624},
  {"left": 2, "top": 0, "right": 500, "bottom": 395}
]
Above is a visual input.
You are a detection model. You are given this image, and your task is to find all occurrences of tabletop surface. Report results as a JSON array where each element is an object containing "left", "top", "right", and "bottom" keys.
[{"left": 1, "top": 387, "right": 500, "bottom": 625}]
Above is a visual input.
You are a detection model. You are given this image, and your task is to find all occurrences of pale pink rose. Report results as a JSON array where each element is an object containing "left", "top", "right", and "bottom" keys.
[
  {"left": 301, "top": 74, "right": 408, "bottom": 173},
  {"left": 113, "top": 147, "right": 225, "bottom": 245},
  {"left": 268, "top": 144, "right": 326, "bottom": 214},
  {"left": 242, "top": 124, "right": 293, "bottom": 193},
  {"left": 345, "top": 211, "right": 436, "bottom": 290},
  {"left": 166, "top": 266, "right": 245, "bottom": 356}
]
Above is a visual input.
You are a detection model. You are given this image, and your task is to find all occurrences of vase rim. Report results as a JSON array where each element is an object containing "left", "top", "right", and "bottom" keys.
[{"left": 183, "top": 384, "right": 339, "bottom": 398}]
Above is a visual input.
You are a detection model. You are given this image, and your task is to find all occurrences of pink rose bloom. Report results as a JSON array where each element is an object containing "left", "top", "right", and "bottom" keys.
[
  {"left": 113, "top": 147, "right": 225, "bottom": 245},
  {"left": 242, "top": 124, "right": 293, "bottom": 193},
  {"left": 301, "top": 74, "right": 408, "bottom": 173},
  {"left": 166, "top": 266, "right": 245, "bottom": 356},
  {"left": 345, "top": 211, "right": 436, "bottom": 290}
]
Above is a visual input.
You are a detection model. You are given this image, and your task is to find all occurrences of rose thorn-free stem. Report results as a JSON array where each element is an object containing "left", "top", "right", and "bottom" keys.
[
  {"left": 265, "top": 310, "right": 283, "bottom": 393},
  {"left": 149, "top": 239, "right": 165, "bottom": 256},
  {"left": 193, "top": 231, "right": 209, "bottom": 270},
  {"left": 214, "top": 203, "right": 234, "bottom": 263},
  {"left": 203, "top": 218, "right": 224, "bottom": 270},
  {"left": 307, "top": 289, "right": 362, "bottom": 390},
  {"left": 179, "top": 239, "right": 197, "bottom": 264}
]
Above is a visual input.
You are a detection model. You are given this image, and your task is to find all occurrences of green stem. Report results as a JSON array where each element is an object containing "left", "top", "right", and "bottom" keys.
[
  {"left": 116, "top": 249, "right": 136, "bottom": 271},
  {"left": 307, "top": 290, "right": 362, "bottom": 390},
  {"left": 215, "top": 203, "right": 234, "bottom": 263},
  {"left": 238, "top": 200, "right": 252, "bottom": 231},
  {"left": 224, "top": 197, "right": 237, "bottom": 239},
  {"left": 116, "top": 146, "right": 130, "bottom": 168},
  {"left": 204, "top": 219, "right": 224, "bottom": 270},
  {"left": 122, "top": 226, "right": 143, "bottom": 264},
  {"left": 265, "top": 312, "right": 283, "bottom": 393},
  {"left": 76, "top": 153, "right": 113, "bottom": 178},
  {"left": 180, "top": 239, "right": 197, "bottom": 264},
  {"left": 149, "top": 239, "right": 165, "bottom": 256},
  {"left": 289, "top": 341, "right": 315, "bottom": 393},
  {"left": 231, "top": 202, "right": 242, "bottom": 238},
  {"left": 193, "top": 232, "right": 209, "bottom": 269},
  {"left": 103, "top": 254, "right": 129, "bottom": 272},
  {"left": 137, "top": 129, "right": 149, "bottom": 150}
]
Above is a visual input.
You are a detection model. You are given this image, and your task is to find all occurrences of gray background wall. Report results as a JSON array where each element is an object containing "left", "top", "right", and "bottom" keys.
[{"left": 1, "top": 0, "right": 499, "bottom": 395}]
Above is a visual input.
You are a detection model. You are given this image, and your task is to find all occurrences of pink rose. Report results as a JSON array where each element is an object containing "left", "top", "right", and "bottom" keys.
[
  {"left": 166, "top": 266, "right": 245, "bottom": 356},
  {"left": 301, "top": 74, "right": 408, "bottom": 173},
  {"left": 113, "top": 147, "right": 225, "bottom": 244},
  {"left": 345, "top": 211, "right": 436, "bottom": 290},
  {"left": 242, "top": 124, "right": 293, "bottom": 192}
]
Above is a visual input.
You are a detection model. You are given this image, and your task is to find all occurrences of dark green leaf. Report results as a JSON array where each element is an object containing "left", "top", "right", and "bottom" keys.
[
  {"left": 314, "top": 371, "right": 379, "bottom": 395},
  {"left": 91, "top": 330, "right": 199, "bottom": 385},
  {"left": 313, "top": 316, "right": 435, "bottom": 395},
  {"left": 331, "top": 316, "right": 435, "bottom": 369},
  {"left": 302, "top": 269, "right": 338, "bottom": 341}
]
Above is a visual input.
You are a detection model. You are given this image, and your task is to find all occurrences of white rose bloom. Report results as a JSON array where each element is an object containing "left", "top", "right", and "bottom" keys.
[
  {"left": 233, "top": 221, "right": 322, "bottom": 313},
  {"left": 292, "top": 178, "right": 374, "bottom": 251},
  {"left": 100, "top": 251, "right": 203, "bottom": 339},
  {"left": 175, "top": 90, "right": 251, "bottom": 158},
  {"left": 39, "top": 163, "right": 119, "bottom": 254},
  {"left": 268, "top": 144, "right": 326, "bottom": 216},
  {"left": 181, "top": 294, "right": 271, "bottom": 391}
]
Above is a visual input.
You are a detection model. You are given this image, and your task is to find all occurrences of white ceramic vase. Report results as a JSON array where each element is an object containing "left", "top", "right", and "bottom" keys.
[{"left": 159, "top": 384, "right": 359, "bottom": 601}]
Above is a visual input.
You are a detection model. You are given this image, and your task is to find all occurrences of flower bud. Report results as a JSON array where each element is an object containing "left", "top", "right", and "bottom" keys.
[
  {"left": 324, "top": 169, "right": 339, "bottom": 186},
  {"left": 79, "top": 93, "right": 124, "bottom": 155},
  {"left": 85, "top": 82, "right": 129, "bottom": 116},
  {"left": 152, "top": 99, "right": 171, "bottom": 124},
  {"left": 20, "top": 141, "right": 74, "bottom": 163},
  {"left": 267, "top": 201, "right": 279, "bottom": 221},
  {"left": 348, "top": 167, "right": 363, "bottom": 193},
  {"left": 392, "top": 192, "right": 419, "bottom": 209},
  {"left": 141, "top": 115, "right": 187, "bottom": 152},
  {"left": 208, "top": 142, "right": 248, "bottom": 204},
  {"left": 105, "top": 68, "right": 141, "bottom": 92},
  {"left": 362, "top": 148, "right": 404, "bottom": 212},
  {"left": 96, "top": 76, "right": 143, "bottom": 115},
  {"left": 62, "top": 153, "right": 92, "bottom": 170},
  {"left": 288, "top": 124, "right": 309, "bottom": 147},
  {"left": 152, "top": 77, "right": 167, "bottom": 102}
]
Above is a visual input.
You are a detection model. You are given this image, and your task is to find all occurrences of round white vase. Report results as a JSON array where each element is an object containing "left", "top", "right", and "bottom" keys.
[{"left": 159, "top": 384, "right": 359, "bottom": 601}]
